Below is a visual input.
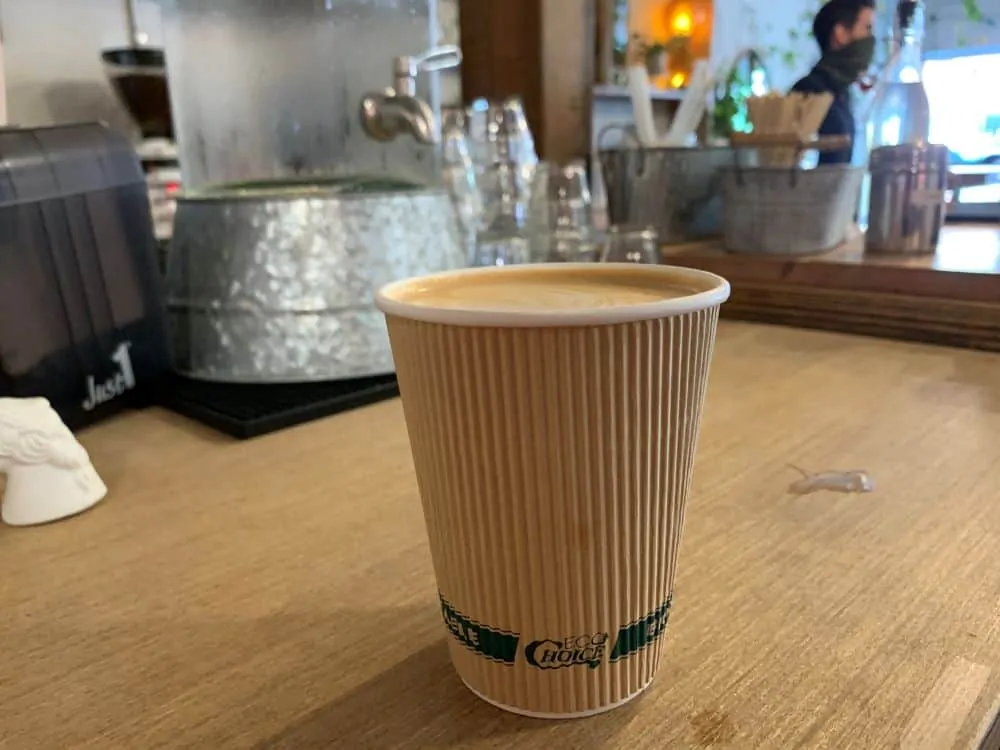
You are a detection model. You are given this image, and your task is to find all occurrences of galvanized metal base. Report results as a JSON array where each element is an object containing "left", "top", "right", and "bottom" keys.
[{"left": 165, "top": 179, "right": 464, "bottom": 383}]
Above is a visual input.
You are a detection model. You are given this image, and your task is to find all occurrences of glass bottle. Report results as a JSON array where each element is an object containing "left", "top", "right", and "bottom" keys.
[
  {"left": 867, "top": 0, "right": 931, "bottom": 150},
  {"left": 160, "top": 0, "right": 444, "bottom": 190},
  {"left": 860, "top": 0, "right": 932, "bottom": 229},
  {"left": 472, "top": 118, "right": 530, "bottom": 267},
  {"left": 527, "top": 161, "right": 596, "bottom": 262},
  {"left": 441, "top": 118, "right": 483, "bottom": 265}
]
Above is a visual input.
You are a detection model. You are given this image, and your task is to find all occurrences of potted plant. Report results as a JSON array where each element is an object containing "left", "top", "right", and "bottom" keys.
[
  {"left": 643, "top": 36, "right": 689, "bottom": 79},
  {"left": 711, "top": 49, "right": 769, "bottom": 139},
  {"left": 645, "top": 41, "right": 670, "bottom": 76}
]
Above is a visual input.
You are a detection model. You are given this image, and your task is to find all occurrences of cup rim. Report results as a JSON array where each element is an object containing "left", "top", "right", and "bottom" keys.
[{"left": 375, "top": 263, "right": 731, "bottom": 328}]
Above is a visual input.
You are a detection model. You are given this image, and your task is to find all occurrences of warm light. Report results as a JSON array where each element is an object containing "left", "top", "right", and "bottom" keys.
[
  {"left": 672, "top": 11, "right": 692, "bottom": 34},
  {"left": 659, "top": 0, "right": 713, "bottom": 89},
  {"left": 659, "top": 0, "right": 713, "bottom": 56}
]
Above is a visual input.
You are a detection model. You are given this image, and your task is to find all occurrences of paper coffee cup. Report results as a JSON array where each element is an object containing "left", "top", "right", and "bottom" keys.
[{"left": 377, "top": 263, "right": 730, "bottom": 718}]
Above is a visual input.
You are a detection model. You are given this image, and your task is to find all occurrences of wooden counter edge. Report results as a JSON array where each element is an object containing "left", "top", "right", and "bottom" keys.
[{"left": 663, "top": 243, "right": 1000, "bottom": 304}]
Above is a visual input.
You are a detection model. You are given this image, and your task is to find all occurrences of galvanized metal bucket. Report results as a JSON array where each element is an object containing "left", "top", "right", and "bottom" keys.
[
  {"left": 165, "top": 177, "right": 464, "bottom": 383},
  {"left": 721, "top": 165, "right": 865, "bottom": 255},
  {"left": 597, "top": 126, "right": 735, "bottom": 245}
]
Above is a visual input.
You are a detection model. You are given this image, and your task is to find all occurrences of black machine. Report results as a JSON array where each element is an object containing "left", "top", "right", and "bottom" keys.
[{"left": 0, "top": 123, "right": 171, "bottom": 429}]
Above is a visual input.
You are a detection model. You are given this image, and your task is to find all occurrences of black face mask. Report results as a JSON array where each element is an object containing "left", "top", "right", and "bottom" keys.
[{"left": 819, "top": 35, "right": 876, "bottom": 87}]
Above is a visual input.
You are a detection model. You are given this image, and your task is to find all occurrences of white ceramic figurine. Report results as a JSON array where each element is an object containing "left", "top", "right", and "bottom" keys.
[{"left": 0, "top": 397, "right": 107, "bottom": 526}]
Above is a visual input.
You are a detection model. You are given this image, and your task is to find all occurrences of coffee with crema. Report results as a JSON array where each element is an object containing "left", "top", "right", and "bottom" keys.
[{"left": 389, "top": 266, "right": 699, "bottom": 311}]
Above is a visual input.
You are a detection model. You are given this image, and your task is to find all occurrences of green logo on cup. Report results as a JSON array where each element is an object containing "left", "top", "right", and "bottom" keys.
[
  {"left": 439, "top": 595, "right": 520, "bottom": 665},
  {"left": 524, "top": 633, "right": 608, "bottom": 670},
  {"left": 609, "top": 596, "right": 673, "bottom": 663}
]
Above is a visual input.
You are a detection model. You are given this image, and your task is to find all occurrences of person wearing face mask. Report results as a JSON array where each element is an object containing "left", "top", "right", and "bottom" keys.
[{"left": 792, "top": 0, "right": 876, "bottom": 165}]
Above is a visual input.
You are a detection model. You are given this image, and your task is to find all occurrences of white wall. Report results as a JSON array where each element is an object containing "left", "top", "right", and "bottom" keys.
[
  {"left": 1, "top": 0, "right": 162, "bottom": 134},
  {"left": 925, "top": 0, "right": 1000, "bottom": 52},
  {"left": 711, "top": 0, "right": 823, "bottom": 91}
]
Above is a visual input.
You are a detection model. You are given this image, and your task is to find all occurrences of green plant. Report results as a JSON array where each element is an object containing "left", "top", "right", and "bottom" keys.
[
  {"left": 642, "top": 37, "right": 688, "bottom": 60},
  {"left": 711, "top": 53, "right": 763, "bottom": 137},
  {"left": 928, "top": 0, "right": 996, "bottom": 46},
  {"left": 769, "top": 1, "right": 831, "bottom": 72},
  {"left": 960, "top": 0, "right": 988, "bottom": 22},
  {"left": 639, "top": 36, "right": 690, "bottom": 76},
  {"left": 711, "top": 67, "right": 744, "bottom": 138}
]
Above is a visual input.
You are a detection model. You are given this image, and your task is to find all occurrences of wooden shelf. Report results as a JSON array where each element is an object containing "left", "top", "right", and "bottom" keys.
[
  {"left": 592, "top": 83, "right": 685, "bottom": 101},
  {"left": 662, "top": 223, "right": 1000, "bottom": 352}
]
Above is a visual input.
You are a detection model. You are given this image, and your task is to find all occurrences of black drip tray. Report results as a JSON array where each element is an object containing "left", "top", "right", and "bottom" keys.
[{"left": 157, "top": 373, "right": 399, "bottom": 439}]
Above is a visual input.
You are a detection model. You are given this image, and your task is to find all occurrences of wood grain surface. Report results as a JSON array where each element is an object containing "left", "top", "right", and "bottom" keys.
[
  {"left": 720, "top": 283, "right": 1000, "bottom": 353},
  {"left": 2, "top": 322, "right": 1000, "bottom": 749}
]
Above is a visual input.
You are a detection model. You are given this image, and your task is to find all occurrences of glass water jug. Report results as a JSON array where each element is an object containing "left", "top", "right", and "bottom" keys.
[{"left": 160, "top": 0, "right": 456, "bottom": 189}]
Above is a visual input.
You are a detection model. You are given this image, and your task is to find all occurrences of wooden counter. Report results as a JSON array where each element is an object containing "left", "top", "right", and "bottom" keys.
[{"left": 3, "top": 321, "right": 1000, "bottom": 749}]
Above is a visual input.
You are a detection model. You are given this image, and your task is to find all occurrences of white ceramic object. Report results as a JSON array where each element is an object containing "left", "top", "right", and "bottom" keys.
[
  {"left": 626, "top": 65, "right": 661, "bottom": 147},
  {"left": 0, "top": 398, "right": 107, "bottom": 526},
  {"left": 664, "top": 59, "right": 713, "bottom": 146}
]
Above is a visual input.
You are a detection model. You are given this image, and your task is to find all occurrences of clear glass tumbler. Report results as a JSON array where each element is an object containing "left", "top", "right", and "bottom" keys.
[
  {"left": 600, "top": 225, "right": 660, "bottom": 264},
  {"left": 527, "top": 161, "right": 596, "bottom": 262}
]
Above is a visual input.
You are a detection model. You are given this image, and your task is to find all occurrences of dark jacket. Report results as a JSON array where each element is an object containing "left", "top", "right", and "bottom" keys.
[{"left": 791, "top": 65, "right": 854, "bottom": 166}]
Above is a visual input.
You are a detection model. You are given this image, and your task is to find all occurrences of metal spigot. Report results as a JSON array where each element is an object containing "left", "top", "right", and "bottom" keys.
[
  {"left": 123, "top": 0, "right": 149, "bottom": 46},
  {"left": 360, "top": 45, "right": 462, "bottom": 145}
]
